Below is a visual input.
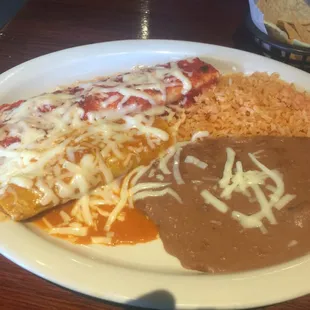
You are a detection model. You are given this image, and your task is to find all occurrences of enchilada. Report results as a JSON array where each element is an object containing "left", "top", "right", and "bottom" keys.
[{"left": 0, "top": 58, "right": 219, "bottom": 220}]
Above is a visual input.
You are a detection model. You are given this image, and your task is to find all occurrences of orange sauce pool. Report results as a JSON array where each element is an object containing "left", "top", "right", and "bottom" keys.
[{"left": 33, "top": 201, "right": 159, "bottom": 246}]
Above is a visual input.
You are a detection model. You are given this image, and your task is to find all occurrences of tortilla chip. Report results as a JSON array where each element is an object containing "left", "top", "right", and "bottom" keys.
[
  {"left": 278, "top": 20, "right": 302, "bottom": 41},
  {"left": 264, "top": 21, "right": 289, "bottom": 43},
  {"left": 257, "top": 0, "right": 281, "bottom": 25},
  {"left": 258, "top": 0, "right": 310, "bottom": 25},
  {"left": 292, "top": 17, "right": 310, "bottom": 43}
]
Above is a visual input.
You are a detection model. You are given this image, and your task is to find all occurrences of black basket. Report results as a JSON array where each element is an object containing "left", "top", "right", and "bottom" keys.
[{"left": 246, "top": 15, "right": 310, "bottom": 72}]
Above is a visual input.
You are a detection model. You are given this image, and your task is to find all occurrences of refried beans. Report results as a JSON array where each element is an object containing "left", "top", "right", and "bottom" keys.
[{"left": 135, "top": 136, "right": 310, "bottom": 273}]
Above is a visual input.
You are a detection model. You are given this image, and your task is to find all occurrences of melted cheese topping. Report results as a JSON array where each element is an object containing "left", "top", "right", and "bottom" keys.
[
  {"left": 0, "top": 59, "right": 197, "bottom": 218},
  {"left": 0, "top": 107, "right": 175, "bottom": 219}
]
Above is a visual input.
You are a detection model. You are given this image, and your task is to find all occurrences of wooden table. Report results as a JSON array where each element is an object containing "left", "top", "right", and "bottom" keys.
[{"left": 0, "top": 0, "right": 309, "bottom": 309}]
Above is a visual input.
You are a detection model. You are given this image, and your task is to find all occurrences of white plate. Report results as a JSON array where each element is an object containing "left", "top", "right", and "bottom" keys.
[{"left": 0, "top": 40, "right": 310, "bottom": 310}]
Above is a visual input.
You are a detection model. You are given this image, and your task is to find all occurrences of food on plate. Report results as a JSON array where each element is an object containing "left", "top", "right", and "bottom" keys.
[
  {"left": 256, "top": 0, "right": 310, "bottom": 47},
  {"left": 2, "top": 57, "right": 310, "bottom": 274},
  {"left": 0, "top": 58, "right": 219, "bottom": 221},
  {"left": 135, "top": 136, "right": 310, "bottom": 273},
  {"left": 36, "top": 69, "right": 310, "bottom": 264}
]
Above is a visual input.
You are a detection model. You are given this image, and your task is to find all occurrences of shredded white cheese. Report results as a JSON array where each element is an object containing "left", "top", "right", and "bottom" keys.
[
  {"left": 184, "top": 155, "right": 208, "bottom": 169},
  {"left": 201, "top": 189, "right": 229, "bottom": 213},
  {"left": 203, "top": 147, "right": 296, "bottom": 233},
  {"left": 49, "top": 227, "right": 88, "bottom": 236},
  {"left": 191, "top": 131, "right": 209, "bottom": 142},
  {"left": 134, "top": 188, "right": 182, "bottom": 204}
]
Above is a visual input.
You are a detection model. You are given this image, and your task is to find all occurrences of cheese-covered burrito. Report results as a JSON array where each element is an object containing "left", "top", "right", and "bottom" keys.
[{"left": 0, "top": 58, "right": 219, "bottom": 220}]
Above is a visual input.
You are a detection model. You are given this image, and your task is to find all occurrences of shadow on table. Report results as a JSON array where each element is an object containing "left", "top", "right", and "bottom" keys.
[
  {"left": 126, "top": 290, "right": 175, "bottom": 309},
  {"left": 124, "top": 289, "right": 267, "bottom": 310},
  {"left": 229, "top": 3, "right": 266, "bottom": 58}
]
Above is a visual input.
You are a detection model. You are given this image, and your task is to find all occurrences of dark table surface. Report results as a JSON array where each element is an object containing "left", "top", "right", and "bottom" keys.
[{"left": 0, "top": 0, "right": 309, "bottom": 309}]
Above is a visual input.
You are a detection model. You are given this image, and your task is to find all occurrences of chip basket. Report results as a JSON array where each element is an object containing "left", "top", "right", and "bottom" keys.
[{"left": 246, "top": 15, "right": 310, "bottom": 73}]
